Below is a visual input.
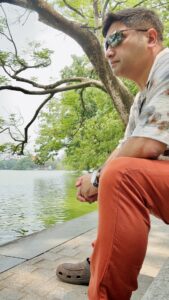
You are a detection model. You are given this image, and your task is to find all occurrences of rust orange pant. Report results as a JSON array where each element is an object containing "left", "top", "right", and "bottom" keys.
[{"left": 88, "top": 157, "right": 169, "bottom": 300}]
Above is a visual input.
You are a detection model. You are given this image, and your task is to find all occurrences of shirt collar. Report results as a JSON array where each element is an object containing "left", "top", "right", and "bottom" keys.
[{"left": 147, "top": 47, "right": 169, "bottom": 85}]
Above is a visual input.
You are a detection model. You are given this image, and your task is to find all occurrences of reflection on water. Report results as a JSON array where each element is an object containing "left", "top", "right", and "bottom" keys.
[{"left": 0, "top": 170, "right": 97, "bottom": 245}]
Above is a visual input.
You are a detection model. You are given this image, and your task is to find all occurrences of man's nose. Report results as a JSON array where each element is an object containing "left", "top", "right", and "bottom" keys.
[{"left": 105, "top": 46, "right": 116, "bottom": 59}]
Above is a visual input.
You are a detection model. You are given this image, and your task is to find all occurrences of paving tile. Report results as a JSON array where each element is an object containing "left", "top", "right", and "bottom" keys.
[
  {"left": 29, "top": 257, "right": 45, "bottom": 265},
  {"left": 20, "top": 293, "right": 42, "bottom": 300},
  {"left": 131, "top": 274, "right": 154, "bottom": 300},
  {"left": 31, "top": 268, "right": 55, "bottom": 281},
  {"left": 23, "top": 281, "right": 50, "bottom": 297},
  {"left": 0, "top": 255, "right": 25, "bottom": 273},
  {"left": 0, "top": 272, "right": 33, "bottom": 289},
  {"left": 0, "top": 270, "right": 15, "bottom": 281},
  {"left": 0, "top": 287, "right": 25, "bottom": 299},
  {"left": 47, "top": 289, "right": 88, "bottom": 300},
  {"left": 142, "top": 258, "right": 169, "bottom": 300}
]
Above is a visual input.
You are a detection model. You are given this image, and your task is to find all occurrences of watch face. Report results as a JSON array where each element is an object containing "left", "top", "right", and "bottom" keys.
[
  {"left": 91, "top": 171, "right": 99, "bottom": 187},
  {"left": 93, "top": 180, "right": 99, "bottom": 187}
]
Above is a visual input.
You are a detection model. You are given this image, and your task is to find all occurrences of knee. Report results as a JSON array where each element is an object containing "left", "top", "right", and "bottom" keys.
[{"left": 99, "top": 157, "right": 138, "bottom": 188}]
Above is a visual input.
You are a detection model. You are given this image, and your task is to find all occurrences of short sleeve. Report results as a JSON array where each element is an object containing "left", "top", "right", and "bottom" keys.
[
  {"left": 131, "top": 51, "right": 169, "bottom": 146},
  {"left": 117, "top": 93, "right": 141, "bottom": 148}
]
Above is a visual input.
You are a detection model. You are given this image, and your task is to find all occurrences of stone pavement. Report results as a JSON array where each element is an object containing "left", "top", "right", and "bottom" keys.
[
  {"left": 142, "top": 257, "right": 169, "bottom": 300},
  {"left": 0, "top": 211, "right": 168, "bottom": 300}
]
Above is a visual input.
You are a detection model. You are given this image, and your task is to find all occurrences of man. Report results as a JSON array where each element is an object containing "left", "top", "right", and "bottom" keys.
[{"left": 56, "top": 7, "right": 169, "bottom": 300}]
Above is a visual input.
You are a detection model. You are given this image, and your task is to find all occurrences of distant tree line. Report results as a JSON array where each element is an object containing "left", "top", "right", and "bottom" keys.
[{"left": 0, "top": 156, "right": 60, "bottom": 170}]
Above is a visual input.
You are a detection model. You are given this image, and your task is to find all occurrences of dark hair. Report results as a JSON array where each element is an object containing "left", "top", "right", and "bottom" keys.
[{"left": 102, "top": 7, "right": 163, "bottom": 41}]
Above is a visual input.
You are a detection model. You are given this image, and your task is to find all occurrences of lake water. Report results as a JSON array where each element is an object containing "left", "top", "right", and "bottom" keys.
[{"left": 0, "top": 170, "right": 97, "bottom": 246}]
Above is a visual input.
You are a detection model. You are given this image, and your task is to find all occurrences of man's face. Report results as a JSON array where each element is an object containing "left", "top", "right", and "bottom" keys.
[{"left": 105, "top": 22, "right": 148, "bottom": 81}]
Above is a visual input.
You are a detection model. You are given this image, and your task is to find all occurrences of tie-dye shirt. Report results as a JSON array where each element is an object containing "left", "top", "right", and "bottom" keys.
[{"left": 118, "top": 48, "right": 169, "bottom": 158}]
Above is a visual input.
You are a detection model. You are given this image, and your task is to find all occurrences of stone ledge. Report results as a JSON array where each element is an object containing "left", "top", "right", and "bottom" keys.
[
  {"left": 0, "top": 211, "right": 98, "bottom": 272},
  {"left": 142, "top": 257, "right": 169, "bottom": 300}
]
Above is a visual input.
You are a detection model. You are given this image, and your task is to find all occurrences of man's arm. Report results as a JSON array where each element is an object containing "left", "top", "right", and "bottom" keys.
[
  {"left": 76, "top": 137, "right": 166, "bottom": 203},
  {"left": 108, "top": 136, "right": 167, "bottom": 160}
]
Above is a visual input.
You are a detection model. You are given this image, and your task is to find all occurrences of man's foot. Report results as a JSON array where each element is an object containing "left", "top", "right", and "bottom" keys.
[{"left": 56, "top": 258, "right": 90, "bottom": 285}]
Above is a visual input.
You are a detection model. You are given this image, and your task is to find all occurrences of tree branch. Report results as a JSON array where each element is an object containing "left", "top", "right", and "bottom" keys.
[
  {"left": 0, "top": 76, "right": 106, "bottom": 154},
  {"left": 0, "top": 5, "right": 19, "bottom": 59},
  {"left": 4, "top": 93, "right": 54, "bottom": 155},
  {"left": 102, "top": 0, "right": 111, "bottom": 20},
  {"left": 21, "top": 10, "right": 32, "bottom": 25},
  {"left": 0, "top": 126, "right": 22, "bottom": 142},
  {"left": 0, "top": 30, "right": 12, "bottom": 42},
  {"left": 0, "top": 0, "right": 32, "bottom": 10},
  {"left": 18, "top": 93, "right": 54, "bottom": 154},
  {"left": 93, "top": 0, "right": 100, "bottom": 26},
  {"left": 0, "top": 78, "right": 106, "bottom": 94},
  {"left": 134, "top": 0, "right": 148, "bottom": 8},
  {"left": 0, "top": 127, "right": 9, "bottom": 134},
  {"left": 62, "top": 0, "right": 86, "bottom": 19},
  {"left": 79, "top": 89, "right": 86, "bottom": 113}
]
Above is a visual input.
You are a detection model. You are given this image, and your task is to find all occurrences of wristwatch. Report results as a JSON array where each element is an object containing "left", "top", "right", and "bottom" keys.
[{"left": 91, "top": 169, "right": 101, "bottom": 187}]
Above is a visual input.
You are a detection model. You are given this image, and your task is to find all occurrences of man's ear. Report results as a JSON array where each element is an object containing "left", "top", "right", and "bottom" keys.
[{"left": 147, "top": 28, "right": 158, "bottom": 48}]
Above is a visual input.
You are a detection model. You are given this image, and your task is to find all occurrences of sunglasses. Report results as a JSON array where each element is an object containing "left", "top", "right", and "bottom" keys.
[{"left": 105, "top": 29, "right": 148, "bottom": 50}]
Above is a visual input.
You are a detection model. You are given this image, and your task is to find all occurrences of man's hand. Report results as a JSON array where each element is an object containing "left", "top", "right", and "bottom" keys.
[{"left": 76, "top": 173, "right": 98, "bottom": 203}]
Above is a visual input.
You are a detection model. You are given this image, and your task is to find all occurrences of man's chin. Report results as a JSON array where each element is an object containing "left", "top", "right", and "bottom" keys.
[{"left": 112, "top": 68, "right": 120, "bottom": 76}]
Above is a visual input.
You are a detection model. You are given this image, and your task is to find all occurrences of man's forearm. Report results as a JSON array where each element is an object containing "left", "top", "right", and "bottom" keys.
[
  {"left": 92, "top": 136, "right": 166, "bottom": 187},
  {"left": 101, "top": 137, "right": 166, "bottom": 172},
  {"left": 116, "top": 137, "right": 166, "bottom": 159}
]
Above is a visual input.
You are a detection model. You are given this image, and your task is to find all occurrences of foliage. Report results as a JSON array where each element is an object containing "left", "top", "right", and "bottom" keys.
[
  {"left": 52, "top": 0, "right": 169, "bottom": 34},
  {"left": 35, "top": 55, "right": 125, "bottom": 170},
  {"left": 0, "top": 112, "right": 26, "bottom": 154},
  {"left": 122, "top": 79, "right": 138, "bottom": 96},
  {"left": 27, "top": 42, "right": 54, "bottom": 66},
  {"left": 64, "top": 108, "right": 124, "bottom": 170},
  {"left": 0, "top": 74, "right": 9, "bottom": 85},
  {"left": 0, "top": 115, "right": 4, "bottom": 128},
  {"left": 61, "top": 55, "right": 97, "bottom": 79},
  {"left": 52, "top": 0, "right": 99, "bottom": 25},
  {"left": 0, "top": 144, "right": 6, "bottom": 152},
  {"left": 0, "top": 14, "right": 54, "bottom": 84}
]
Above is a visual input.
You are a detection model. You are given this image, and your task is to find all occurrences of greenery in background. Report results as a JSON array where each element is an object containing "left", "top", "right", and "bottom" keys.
[
  {"left": 0, "top": 157, "right": 36, "bottom": 170},
  {"left": 0, "top": 156, "right": 63, "bottom": 170},
  {"left": 35, "top": 55, "right": 125, "bottom": 170}
]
